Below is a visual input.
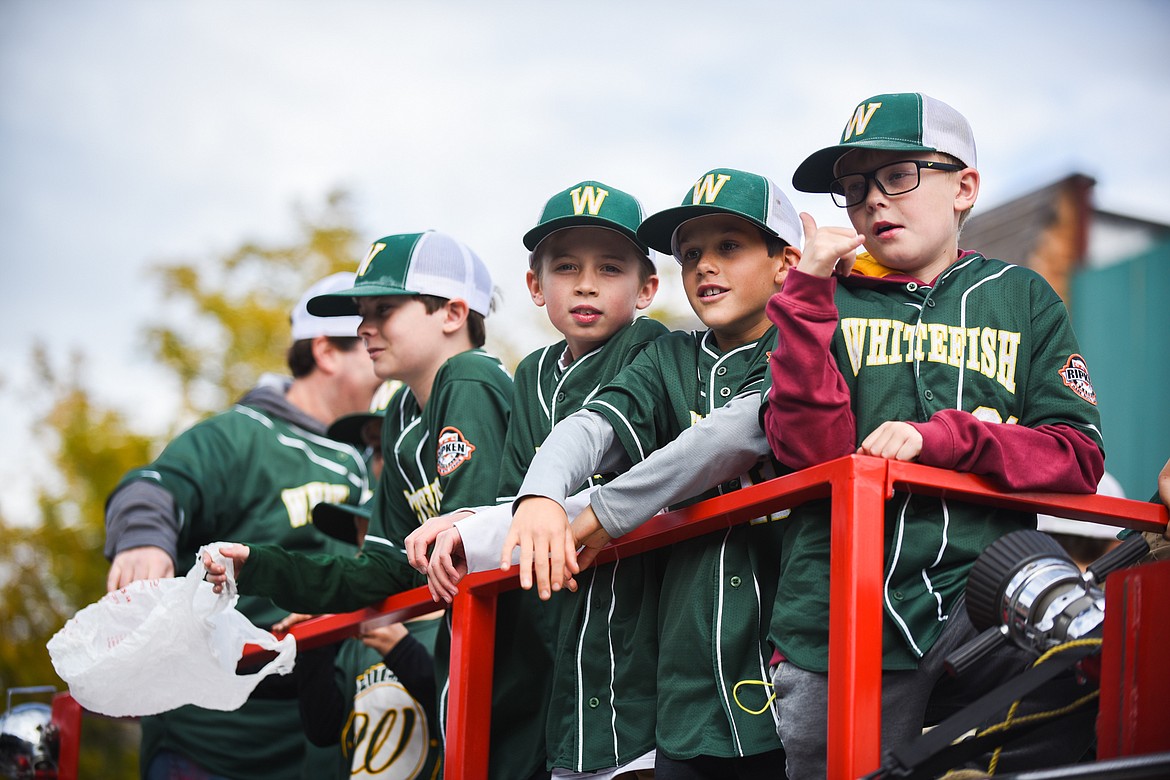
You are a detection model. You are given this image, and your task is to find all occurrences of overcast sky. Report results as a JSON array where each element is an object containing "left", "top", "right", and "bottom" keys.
[{"left": 2, "top": 0, "right": 1169, "bottom": 522}]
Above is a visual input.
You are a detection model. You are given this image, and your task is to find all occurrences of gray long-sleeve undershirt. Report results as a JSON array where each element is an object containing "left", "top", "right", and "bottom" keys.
[
  {"left": 103, "top": 379, "right": 319, "bottom": 568},
  {"left": 513, "top": 409, "right": 631, "bottom": 512},
  {"left": 516, "top": 392, "right": 772, "bottom": 538},
  {"left": 103, "top": 480, "right": 181, "bottom": 564}
]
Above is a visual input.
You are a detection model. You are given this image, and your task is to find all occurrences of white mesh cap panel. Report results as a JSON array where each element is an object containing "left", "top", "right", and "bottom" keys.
[
  {"left": 921, "top": 95, "right": 978, "bottom": 168},
  {"left": 404, "top": 231, "right": 494, "bottom": 316},
  {"left": 766, "top": 183, "right": 803, "bottom": 248}
]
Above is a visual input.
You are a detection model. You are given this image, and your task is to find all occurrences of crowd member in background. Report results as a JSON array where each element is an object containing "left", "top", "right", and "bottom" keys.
[
  {"left": 206, "top": 232, "right": 553, "bottom": 779},
  {"left": 104, "top": 273, "right": 381, "bottom": 780}
]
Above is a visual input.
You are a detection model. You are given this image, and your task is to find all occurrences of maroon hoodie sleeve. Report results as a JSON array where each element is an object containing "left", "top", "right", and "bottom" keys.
[
  {"left": 912, "top": 412, "right": 1103, "bottom": 493},
  {"left": 764, "top": 269, "right": 856, "bottom": 470}
]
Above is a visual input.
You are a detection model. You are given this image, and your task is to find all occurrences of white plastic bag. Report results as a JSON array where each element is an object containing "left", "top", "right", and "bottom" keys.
[{"left": 47, "top": 543, "right": 296, "bottom": 717}]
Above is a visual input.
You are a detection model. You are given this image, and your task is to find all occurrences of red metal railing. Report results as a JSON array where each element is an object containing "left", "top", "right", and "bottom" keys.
[{"left": 53, "top": 455, "right": 1169, "bottom": 779}]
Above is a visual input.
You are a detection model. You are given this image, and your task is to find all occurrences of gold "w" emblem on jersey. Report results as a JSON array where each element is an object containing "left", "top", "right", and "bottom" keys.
[
  {"left": 570, "top": 185, "right": 609, "bottom": 216},
  {"left": 843, "top": 102, "right": 882, "bottom": 141},
  {"left": 692, "top": 173, "right": 731, "bottom": 205}
]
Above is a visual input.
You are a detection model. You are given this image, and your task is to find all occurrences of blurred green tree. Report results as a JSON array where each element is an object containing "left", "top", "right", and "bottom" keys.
[
  {"left": 0, "top": 191, "right": 366, "bottom": 777},
  {"left": 146, "top": 189, "right": 364, "bottom": 417}
]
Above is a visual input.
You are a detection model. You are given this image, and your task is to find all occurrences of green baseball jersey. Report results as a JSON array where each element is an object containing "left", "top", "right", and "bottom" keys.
[
  {"left": 496, "top": 316, "right": 668, "bottom": 501},
  {"left": 500, "top": 316, "right": 669, "bottom": 772},
  {"left": 241, "top": 351, "right": 513, "bottom": 608},
  {"left": 111, "top": 384, "right": 368, "bottom": 780},
  {"left": 764, "top": 254, "right": 1106, "bottom": 672},
  {"left": 371, "top": 350, "right": 553, "bottom": 780},
  {"left": 372, "top": 349, "right": 513, "bottom": 547},
  {"left": 581, "top": 329, "right": 787, "bottom": 760},
  {"left": 241, "top": 350, "right": 548, "bottom": 780}
]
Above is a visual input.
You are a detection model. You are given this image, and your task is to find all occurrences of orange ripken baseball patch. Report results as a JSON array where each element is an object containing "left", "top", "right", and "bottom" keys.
[
  {"left": 1058, "top": 354, "right": 1097, "bottom": 405},
  {"left": 436, "top": 426, "right": 476, "bottom": 476}
]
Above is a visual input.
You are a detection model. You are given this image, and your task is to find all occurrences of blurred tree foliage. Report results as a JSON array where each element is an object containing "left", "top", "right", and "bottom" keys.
[
  {"left": 0, "top": 346, "right": 156, "bottom": 776},
  {"left": 0, "top": 191, "right": 365, "bottom": 777},
  {"left": 147, "top": 189, "right": 364, "bottom": 417}
]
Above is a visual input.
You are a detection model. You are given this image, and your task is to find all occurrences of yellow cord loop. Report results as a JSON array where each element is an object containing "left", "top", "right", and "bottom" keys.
[
  {"left": 980, "top": 638, "right": 1102, "bottom": 775},
  {"left": 732, "top": 679, "right": 777, "bottom": 716}
]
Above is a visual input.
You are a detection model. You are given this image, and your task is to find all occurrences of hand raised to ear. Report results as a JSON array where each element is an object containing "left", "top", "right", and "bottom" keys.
[{"left": 798, "top": 212, "right": 863, "bottom": 279}]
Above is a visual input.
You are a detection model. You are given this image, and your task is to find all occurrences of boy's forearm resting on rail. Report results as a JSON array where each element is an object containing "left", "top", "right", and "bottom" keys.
[
  {"left": 589, "top": 392, "right": 771, "bottom": 538},
  {"left": 911, "top": 412, "right": 1103, "bottom": 492},
  {"left": 513, "top": 410, "right": 631, "bottom": 508}
]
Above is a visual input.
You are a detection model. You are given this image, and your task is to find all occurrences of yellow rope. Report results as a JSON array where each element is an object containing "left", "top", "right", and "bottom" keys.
[{"left": 982, "top": 638, "right": 1101, "bottom": 775}]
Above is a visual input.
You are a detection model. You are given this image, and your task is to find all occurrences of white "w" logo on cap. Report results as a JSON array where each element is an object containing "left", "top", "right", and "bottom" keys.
[
  {"left": 691, "top": 173, "right": 731, "bottom": 204},
  {"left": 843, "top": 102, "right": 882, "bottom": 141},
  {"left": 570, "top": 185, "right": 609, "bottom": 216}
]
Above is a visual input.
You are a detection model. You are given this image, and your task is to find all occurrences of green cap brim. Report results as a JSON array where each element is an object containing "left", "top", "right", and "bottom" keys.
[
  {"left": 636, "top": 204, "right": 775, "bottom": 256},
  {"left": 792, "top": 139, "right": 937, "bottom": 193},
  {"left": 523, "top": 218, "right": 649, "bottom": 255},
  {"left": 307, "top": 283, "right": 417, "bottom": 317},
  {"left": 312, "top": 501, "right": 372, "bottom": 546}
]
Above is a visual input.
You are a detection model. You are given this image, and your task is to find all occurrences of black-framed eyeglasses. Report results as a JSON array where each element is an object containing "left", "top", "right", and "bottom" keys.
[{"left": 829, "top": 160, "right": 964, "bottom": 208}]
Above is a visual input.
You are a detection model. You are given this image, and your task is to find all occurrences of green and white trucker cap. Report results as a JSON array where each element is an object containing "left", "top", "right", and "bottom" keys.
[
  {"left": 636, "top": 168, "right": 800, "bottom": 259},
  {"left": 792, "top": 92, "right": 977, "bottom": 193},
  {"left": 637, "top": 168, "right": 802, "bottom": 259},
  {"left": 308, "top": 231, "right": 494, "bottom": 318},
  {"left": 523, "top": 180, "right": 650, "bottom": 256}
]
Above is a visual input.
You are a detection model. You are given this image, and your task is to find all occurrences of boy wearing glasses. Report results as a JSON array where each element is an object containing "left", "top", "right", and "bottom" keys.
[{"left": 762, "top": 93, "right": 1105, "bottom": 776}]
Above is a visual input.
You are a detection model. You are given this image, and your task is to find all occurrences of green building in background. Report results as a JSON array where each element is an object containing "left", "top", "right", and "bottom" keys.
[{"left": 964, "top": 176, "right": 1170, "bottom": 501}]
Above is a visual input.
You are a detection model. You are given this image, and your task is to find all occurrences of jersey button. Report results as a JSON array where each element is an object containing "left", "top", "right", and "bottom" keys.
[
  {"left": 893, "top": 590, "right": 904, "bottom": 601},
  {"left": 906, "top": 282, "right": 919, "bottom": 292},
  {"left": 719, "top": 387, "right": 731, "bottom": 398},
  {"left": 556, "top": 392, "right": 566, "bottom": 402},
  {"left": 588, "top": 697, "right": 600, "bottom": 708},
  {"left": 925, "top": 298, "right": 936, "bottom": 308},
  {"left": 716, "top": 366, "right": 728, "bottom": 376},
  {"left": 730, "top": 576, "right": 742, "bottom": 588},
  {"left": 923, "top": 389, "right": 934, "bottom": 401}
]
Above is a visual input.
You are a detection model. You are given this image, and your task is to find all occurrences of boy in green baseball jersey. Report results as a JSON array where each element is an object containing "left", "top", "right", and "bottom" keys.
[
  {"left": 499, "top": 169, "right": 799, "bottom": 779},
  {"left": 406, "top": 181, "right": 667, "bottom": 779},
  {"left": 205, "top": 231, "right": 557, "bottom": 779},
  {"left": 290, "top": 381, "right": 443, "bottom": 780},
  {"left": 763, "top": 93, "right": 1105, "bottom": 776},
  {"left": 104, "top": 272, "right": 382, "bottom": 780}
]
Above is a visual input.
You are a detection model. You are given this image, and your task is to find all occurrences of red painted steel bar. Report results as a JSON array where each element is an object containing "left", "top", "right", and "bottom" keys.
[
  {"left": 50, "top": 691, "right": 81, "bottom": 780},
  {"left": 827, "top": 456, "right": 889, "bottom": 778},
  {"left": 70, "top": 456, "right": 1166, "bottom": 779},
  {"left": 443, "top": 584, "right": 499, "bottom": 779},
  {"left": 884, "top": 460, "right": 1168, "bottom": 531},
  {"left": 1098, "top": 560, "right": 1170, "bottom": 758}
]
